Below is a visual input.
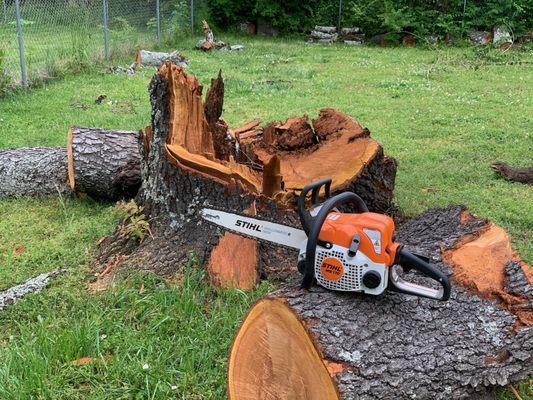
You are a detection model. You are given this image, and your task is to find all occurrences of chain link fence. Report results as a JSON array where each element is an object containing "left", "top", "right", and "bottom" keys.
[{"left": 0, "top": 0, "right": 195, "bottom": 89}]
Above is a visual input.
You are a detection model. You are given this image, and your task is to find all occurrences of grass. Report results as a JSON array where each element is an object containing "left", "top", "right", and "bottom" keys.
[{"left": 0, "top": 35, "right": 532, "bottom": 398}]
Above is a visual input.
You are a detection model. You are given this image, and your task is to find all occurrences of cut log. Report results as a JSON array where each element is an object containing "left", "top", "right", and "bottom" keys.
[
  {"left": 0, "top": 127, "right": 141, "bottom": 200},
  {"left": 135, "top": 50, "right": 188, "bottom": 69},
  {"left": 0, "top": 147, "right": 70, "bottom": 198},
  {"left": 67, "top": 127, "right": 141, "bottom": 201},
  {"left": 229, "top": 206, "right": 532, "bottom": 399},
  {"left": 92, "top": 64, "right": 397, "bottom": 289}
]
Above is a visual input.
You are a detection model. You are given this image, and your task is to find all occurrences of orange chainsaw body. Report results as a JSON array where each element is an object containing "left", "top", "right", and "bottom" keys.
[{"left": 318, "top": 212, "right": 400, "bottom": 267}]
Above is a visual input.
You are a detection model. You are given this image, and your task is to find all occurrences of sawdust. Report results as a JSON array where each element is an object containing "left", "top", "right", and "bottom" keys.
[{"left": 443, "top": 221, "right": 532, "bottom": 326}]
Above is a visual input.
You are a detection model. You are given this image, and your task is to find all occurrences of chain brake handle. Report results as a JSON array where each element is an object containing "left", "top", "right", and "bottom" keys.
[
  {"left": 389, "top": 248, "right": 451, "bottom": 301},
  {"left": 297, "top": 178, "right": 332, "bottom": 235}
]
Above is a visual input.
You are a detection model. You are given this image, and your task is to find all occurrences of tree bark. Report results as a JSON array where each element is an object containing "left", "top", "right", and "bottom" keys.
[
  {"left": 0, "top": 147, "right": 69, "bottom": 198},
  {"left": 67, "top": 127, "right": 141, "bottom": 201},
  {"left": 0, "top": 127, "right": 141, "bottom": 201},
  {"left": 228, "top": 206, "right": 532, "bottom": 400},
  {"left": 92, "top": 64, "right": 397, "bottom": 289},
  {"left": 135, "top": 50, "right": 188, "bottom": 68}
]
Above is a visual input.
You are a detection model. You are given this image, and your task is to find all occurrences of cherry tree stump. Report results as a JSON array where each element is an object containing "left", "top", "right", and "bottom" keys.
[{"left": 93, "top": 65, "right": 397, "bottom": 286}]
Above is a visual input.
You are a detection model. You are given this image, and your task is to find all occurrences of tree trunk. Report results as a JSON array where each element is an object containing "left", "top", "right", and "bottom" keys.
[
  {"left": 228, "top": 206, "right": 532, "bottom": 400},
  {"left": 92, "top": 64, "right": 397, "bottom": 289},
  {"left": 135, "top": 50, "right": 188, "bottom": 68},
  {"left": 0, "top": 147, "right": 69, "bottom": 198},
  {"left": 0, "top": 127, "right": 141, "bottom": 201}
]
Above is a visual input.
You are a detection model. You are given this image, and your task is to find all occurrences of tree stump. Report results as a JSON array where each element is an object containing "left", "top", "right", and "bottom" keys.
[
  {"left": 0, "top": 127, "right": 140, "bottom": 201},
  {"left": 228, "top": 206, "right": 532, "bottom": 399},
  {"left": 93, "top": 65, "right": 397, "bottom": 286}
]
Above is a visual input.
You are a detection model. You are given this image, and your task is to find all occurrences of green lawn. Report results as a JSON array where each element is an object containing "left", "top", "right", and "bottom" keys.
[{"left": 0, "top": 36, "right": 532, "bottom": 399}]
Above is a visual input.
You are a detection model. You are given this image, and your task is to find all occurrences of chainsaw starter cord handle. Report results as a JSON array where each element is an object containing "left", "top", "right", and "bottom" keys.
[
  {"left": 390, "top": 248, "right": 451, "bottom": 301},
  {"left": 301, "top": 191, "right": 369, "bottom": 289}
]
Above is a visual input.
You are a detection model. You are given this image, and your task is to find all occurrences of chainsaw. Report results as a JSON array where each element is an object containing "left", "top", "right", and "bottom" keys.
[{"left": 201, "top": 178, "right": 451, "bottom": 301}]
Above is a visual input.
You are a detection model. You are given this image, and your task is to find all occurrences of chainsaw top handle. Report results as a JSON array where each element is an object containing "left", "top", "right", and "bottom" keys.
[
  {"left": 297, "top": 178, "right": 368, "bottom": 235},
  {"left": 390, "top": 248, "right": 451, "bottom": 301},
  {"left": 301, "top": 191, "right": 369, "bottom": 289}
]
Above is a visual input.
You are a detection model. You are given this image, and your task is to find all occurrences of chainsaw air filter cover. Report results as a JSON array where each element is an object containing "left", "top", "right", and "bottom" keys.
[{"left": 314, "top": 244, "right": 388, "bottom": 294}]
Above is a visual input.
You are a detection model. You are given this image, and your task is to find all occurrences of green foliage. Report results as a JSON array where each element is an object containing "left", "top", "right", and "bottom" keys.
[
  {"left": 0, "top": 49, "right": 10, "bottom": 94},
  {"left": 0, "top": 41, "right": 531, "bottom": 399},
  {"left": 206, "top": 0, "right": 533, "bottom": 37},
  {"left": 116, "top": 200, "right": 151, "bottom": 243}
]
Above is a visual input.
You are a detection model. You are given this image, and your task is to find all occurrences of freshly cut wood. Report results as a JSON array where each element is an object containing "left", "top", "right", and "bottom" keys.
[
  {"left": 207, "top": 203, "right": 258, "bottom": 290},
  {"left": 135, "top": 50, "right": 188, "bottom": 68},
  {"left": 229, "top": 206, "right": 533, "bottom": 400},
  {"left": 0, "top": 127, "right": 141, "bottom": 200},
  {"left": 0, "top": 147, "right": 70, "bottom": 198},
  {"left": 67, "top": 127, "right": 141, "bottom": 201},
  {"left": 93, "top": 64, "right": 397, "bottom": 288}
]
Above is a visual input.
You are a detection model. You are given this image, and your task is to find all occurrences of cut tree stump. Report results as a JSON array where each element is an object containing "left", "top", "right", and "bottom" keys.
[
  {"left": 93, "top": 65, "right": 397, "bottom": 286},
  {"left": 228, "top": 206, "right": 532, "bottom": 400},
  {"left": 0, "top": 127, "right": 141, "bottom": 201}
]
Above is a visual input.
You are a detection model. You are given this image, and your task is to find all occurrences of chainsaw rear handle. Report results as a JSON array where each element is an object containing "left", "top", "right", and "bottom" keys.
[
  {"left": 389, "top": 248, "right": 451, "bottom": 301},
  {"left": 301, "top": 191, "right": 369, "bottom": 289}
]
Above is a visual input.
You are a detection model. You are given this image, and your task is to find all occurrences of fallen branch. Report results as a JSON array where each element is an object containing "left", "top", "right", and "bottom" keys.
[{"left": 0, "top": 270, "right": 63, "bottom": 311}]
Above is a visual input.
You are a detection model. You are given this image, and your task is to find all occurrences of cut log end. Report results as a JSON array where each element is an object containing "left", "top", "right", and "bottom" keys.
[{"left": 228, "top": 298, "right": 339, "bottom": 400}]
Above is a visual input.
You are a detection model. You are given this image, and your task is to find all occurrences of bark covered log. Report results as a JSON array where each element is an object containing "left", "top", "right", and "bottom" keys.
[
  {"left": 0, "top": 127, "right": 141, "bottom": 201},
  {"left": 0, "top": 147, "right": 69, "bottom": 198},
  {"left": 67, "top": 127, "right": 141, "bottom": 201},
  {"left": 93, "top": 64, "right": 397, "bottom": 288},
  {"left": 491, "top": 161, "right": 533, "bottom": 185},
  {"left": 228, "top": 206, "right": 533, "bottom": 400},
  {"left": 135, "top": 50, "right": 188, "bottom": 68}
]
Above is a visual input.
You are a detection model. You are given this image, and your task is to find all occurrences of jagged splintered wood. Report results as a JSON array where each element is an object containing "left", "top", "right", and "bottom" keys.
[
  {"left": 93, "top": 64, "right": 397, "bottom": 288},
  {"left": 229, "top": 206, "right": 532, "bottom": 400}
]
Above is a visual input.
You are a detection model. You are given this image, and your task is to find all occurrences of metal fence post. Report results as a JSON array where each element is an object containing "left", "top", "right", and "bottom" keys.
[
  {"left": 14, "top": 0, "right": 27, "bottom": 89},
  {"left": 102, "top": 0, "right": 109, "bottom": 60},
  {"left": 156, "top": 0, "right": 161, "bottom": 45}
]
